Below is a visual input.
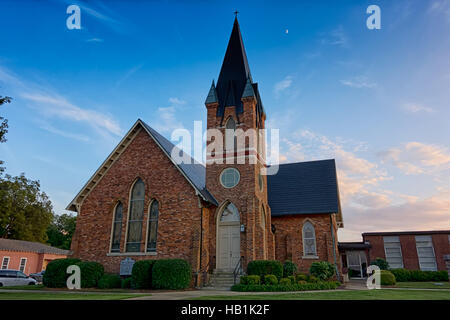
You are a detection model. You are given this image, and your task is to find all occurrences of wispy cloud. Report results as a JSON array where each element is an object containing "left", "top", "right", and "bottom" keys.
[
  {"left": 168, "top": 97, "right": 186, "bottom": 105},
  {"left": 402, "top": 103, "right": 434, "bottom": 114},
  {"left": 320, "top": 26, "right": 349, "bottom": 48},
  {"left": 0, "top": 66, "right": 122, "bottom": 139},
  {"left": 22, "top": 92, "right": 121, "bottom": 137},
  {"left": 114, "top": 64, "right": 143, "bottom": 88},
  {"left": 86, "top": 38, "right": 104, "bottom": 43},
  {"left": 378, "top": 141, "right": 450, "bottom": 175},
  {"left": 40, "top": 124, "right": 90, "bottom": 142},
  {"left": 274, "top": 76, "right": 293, "bottom": 96},
  {"left": 150, "top": 97, "right": 187, "bottom": 134},
  {"left": 428, "top": 0, "right": 450, "bottom": 22},
  {"left": 340, "top": 76, "right": 377, "bottom": 89}
]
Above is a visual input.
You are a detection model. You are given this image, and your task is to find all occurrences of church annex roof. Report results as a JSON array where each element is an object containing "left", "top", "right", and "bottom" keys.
[
  {"left": 0, "top": 238, "right": 69, "bottom": 255},
  {"left": 267, "top": 159, "right": 342, "bottom": 224}
]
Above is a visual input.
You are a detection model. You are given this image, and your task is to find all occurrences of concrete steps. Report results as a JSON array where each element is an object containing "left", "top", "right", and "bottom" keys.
[{"left": 204, "top": 270, "right": 239, "bottom": 290}]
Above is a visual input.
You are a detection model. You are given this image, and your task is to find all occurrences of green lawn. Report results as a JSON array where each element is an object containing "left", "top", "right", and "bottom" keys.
[
  {"left": 0, "top": 291, "right": 148, "bottom": 300},
  {"left": 191, "top": 289, "right": 450, "bottom": 300},
  {"left": 394, "top": 282, "right": 450, "bottom": 289},
  {"left": 0, "top": 285, "right": 45, "bottom": 290}
]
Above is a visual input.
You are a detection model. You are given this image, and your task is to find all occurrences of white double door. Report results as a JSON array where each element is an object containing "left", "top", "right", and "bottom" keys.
[{"left": 217, "top": 222, "right": 240, "bottom": 271}]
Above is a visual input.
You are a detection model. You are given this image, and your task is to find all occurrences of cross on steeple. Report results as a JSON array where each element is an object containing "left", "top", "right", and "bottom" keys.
[{"left": 234, "top": 10, "right": 239, "bottom": 17}]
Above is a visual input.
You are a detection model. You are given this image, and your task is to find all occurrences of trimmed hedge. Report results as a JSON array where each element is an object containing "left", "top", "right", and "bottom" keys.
[
  {"left": 390, "top": 269, "right": 448, "bottom": 282},
  {"left": 283, "top": 261, "right": 298, "bottom": 277},
  {"left": 309, "top": 261, "right": 335, "bottom": 281},
  {"left": 131, "top": 260, "right": 156, "bottom": 289},
  {"left": 231, "top": 281, "right": 341, "bottom": 292},
  {"left": 264, "top": 274, "right": 278, "bottom": 285},
  {"left": 295, "top": 273, "right": 308, "bottom": 282},
  {"left": 279, "top": 278, "right": 291, "bottom": 286},
  {"left": 76, "top": 261, "right": 104, "bottom": 288},
  {"left": 98, "top": 274, "right": 122, "bottom": 289},
  {"left": 380, "top": 270, "right": 396, "bottom": 286},
  {"left": 121, "top": 277, "right": 132, "bottom": 289},
  {"left": 152, "top": 259, "right": 191, "bottom": 290},
  {"left": 240, "top": 275, "right": 260, "bottom": 285},
  {"left": 247, "top": 260, "right": 283, "bottom": 280},
  {"left": 43, "top": 258, "right": 81, "bottom": 288},
  {"left": 370, "top": 258, "right": 390, "bottom": 270},
  {"left": 287, "top": 275, "right": 295, "bottom": 284},
  {"left": 308, "top": 275, "right": 319, "bottom": 283}
]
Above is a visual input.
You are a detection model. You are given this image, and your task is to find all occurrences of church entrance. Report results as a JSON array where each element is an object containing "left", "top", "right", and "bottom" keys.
[{"left": 217, "top": 202, "right": 240, "bottom": 271}]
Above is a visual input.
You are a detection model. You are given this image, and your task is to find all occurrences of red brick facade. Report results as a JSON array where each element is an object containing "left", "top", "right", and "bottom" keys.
[{"left": 363, "top": 231, "right": 450, "bottom": 271}]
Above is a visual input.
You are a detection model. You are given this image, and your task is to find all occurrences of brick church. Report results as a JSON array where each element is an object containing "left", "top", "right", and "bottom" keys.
[{"left": 67, "top": 17, "right": 343, "bottom": 286}]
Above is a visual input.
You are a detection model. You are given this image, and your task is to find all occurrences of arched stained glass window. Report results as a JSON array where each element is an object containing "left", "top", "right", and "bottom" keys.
[
  {"left": 225, "top": 117, "right": 237, "bottom": 153},
  {"left": 146, "top": 200, "right": 159, "bottom": 252},
  {"left": 111, "top": 202, "right": 123, "bottom": 252},
  {"left": 302, "top": 221, "right": 317, "bottom": 256},
  {"left": 220, "top": 202, "right": 240, "bottom": 222},
  {"left": 126, "top": 179, "right": 145, "bottom": 252}
]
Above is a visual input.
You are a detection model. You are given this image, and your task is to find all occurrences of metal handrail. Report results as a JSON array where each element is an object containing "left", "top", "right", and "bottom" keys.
[{"left": 233, "top": 256, "right": 244, "bottom": 284}]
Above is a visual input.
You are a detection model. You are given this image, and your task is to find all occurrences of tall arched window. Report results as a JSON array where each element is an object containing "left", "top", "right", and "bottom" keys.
[
  {"left": 110, "top": 202, "right": 123, "bottom": 252},
  {"left": 146, "top": 200, "right": 159, "bottom": 252},
  {"left": 126, "top": 179, "right": 145, "bottom": 252},
  {"left": 302, "top": 221, "right": 317, "bottom": 257},
  {"left": 225, "top": 117, "right": 237, "bottom": 153},
  {"left": 261, "top": 206, "right": 267, "bottom": 259}
]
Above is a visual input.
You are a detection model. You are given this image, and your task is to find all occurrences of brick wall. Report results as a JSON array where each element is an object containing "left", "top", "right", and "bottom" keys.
[
  {"left": 272, "top": 213, "right": 341, "bottom": 275},
  {"left": 363, "top": 232, "right": 450, "bottom": 271},
  {"left": 71, "top": 128, "right": 204, "bottom": 274}
]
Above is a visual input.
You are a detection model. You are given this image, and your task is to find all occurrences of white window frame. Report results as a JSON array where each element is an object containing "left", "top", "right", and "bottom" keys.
[
  {"left": 1, "top": 256, "right": 10, "bottom": 270},
  {"left": 302, "top": 221, "right": 318, "bottom": 258},
  {"left": 220, "top": 168, "right": 240, "bottom": 189},
  {"left": 415, "top": 235, "right": 438, "bottom": 271},
  {"left": 19, "top": 258, "right": 27, "bottom": 273},
  {"left": 383, "top": 236, "right": 404, "bottom": 269}
]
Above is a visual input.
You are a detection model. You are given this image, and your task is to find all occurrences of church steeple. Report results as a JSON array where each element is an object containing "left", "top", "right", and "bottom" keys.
[{"left": 210, "top": 17, "right": 264, "bottom": 121}]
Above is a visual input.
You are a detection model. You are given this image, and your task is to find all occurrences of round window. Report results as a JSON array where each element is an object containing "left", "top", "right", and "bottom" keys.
[{"left": 220, "top": 168, "right": 240, "bottom": 188}]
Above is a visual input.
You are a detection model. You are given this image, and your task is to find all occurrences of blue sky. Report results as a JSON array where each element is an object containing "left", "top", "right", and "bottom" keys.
[{"left": 1, "top": 0, "right": 450, "bottom": 241}]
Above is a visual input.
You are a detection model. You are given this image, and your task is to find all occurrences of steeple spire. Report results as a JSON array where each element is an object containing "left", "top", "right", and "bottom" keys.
[{"left": 215, "top": 16, "right": 252, "bottom": 117}]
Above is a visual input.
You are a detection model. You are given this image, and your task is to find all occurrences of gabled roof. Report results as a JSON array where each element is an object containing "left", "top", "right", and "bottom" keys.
[
  {"left": 267, "top": 159, "right": 343, "bottom": 224},
  {"left": 0, "top": 238, "right": 69, "bottom": 255},
  {"left": 213, "top": 17, "right": 265, "bottom": 122},
  {"left": 66, "top": 119, "right": 217, "bottom": 212}
]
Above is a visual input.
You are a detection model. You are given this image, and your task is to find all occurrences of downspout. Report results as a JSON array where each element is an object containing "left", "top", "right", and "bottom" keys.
[
  {"left": 330, "top": 214, "right": 341, "bottom": 282},
  {"left": 197, "top": 196, "right": 203, "bottom": 288}
]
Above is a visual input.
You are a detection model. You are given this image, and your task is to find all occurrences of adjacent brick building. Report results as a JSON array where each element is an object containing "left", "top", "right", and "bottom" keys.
[
  {"left": 67, "top": 17, "right": 343, "bottom": 286},
  {"left": 0, "top": 238, "right": 69, "bottom": 275},
  {"left": 339, "top": 230, "right": 450, "bottom": 278}
]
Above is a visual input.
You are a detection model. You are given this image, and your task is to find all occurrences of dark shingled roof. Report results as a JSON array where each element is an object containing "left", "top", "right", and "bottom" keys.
[
  {"left": 140, "top": 120, "right": 218, "bottom": 205},
  {"left": 338, "top": 242, "right": 371, "bottom": 251},
  {"left": 268, "top": 159, "right": 340, "bottom": 216},
  {"left": 0, "top": 238, "right": 69, "bottom": 255},
  {"left": 214, "top": 17, "right": 264, "bottom": 124}
]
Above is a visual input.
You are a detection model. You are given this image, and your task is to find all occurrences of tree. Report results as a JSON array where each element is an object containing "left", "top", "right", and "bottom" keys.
[
  {"left": 47, "top": 213, "right": 77, "bottom": 250},
  {"left": 0, "top": 95, "right": 12, "bottom": 174},
  {"left": 0, "top": 174, "right": 53, "bottom": 242}
]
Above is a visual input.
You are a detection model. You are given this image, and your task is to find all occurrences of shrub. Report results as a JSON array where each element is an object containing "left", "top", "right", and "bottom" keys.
[
  {"left": 297, "top": 280, "right": 307, "bottom": 285},
  {"left": 131, "top": 260, "right": 156, "bottom": 289},
  {"left": 264, "top": 274, "right": 278, "bottom": 285},
  {"left": 121, "top": 277, "right": 132, "bottom": 289},
  {"left": 283, "top": 261, "right": 298, "bottom": 277},
  {"left": 152, "top": 259, "right": 191, "bottom": 290},
  {"left": 295, "top": 273, "right": 308, "bottom": 282},
  {"left": 389, "top": 268, "right": 410, "bottom": 282},
  {"left": 389, "top": 269, "right": 449, "bottom": 282},
  {"left": 287, "top": 275, "right": 295, "bottom": 284},
  {"left": 279, "top": 278, "right": 291, "bottom": 286},
  {"left": 247, "top": 260, "right": 283, "bottom": 280},
  {"left": 370, "top": 258, "right": 389, "bottom": 270},
  {"left": 76, "top": 261, "right": 104, "bottom": 288},
  {"left": 43, "top": 258, "right": 81, "bottom": 288},
  {"left": 308, "top": 275, "right": 319, "bottom": 283},
  {"left": 98, "top": 274, "right": 122, "bottom": 289},
  {"left": 231, "top": 281, "right": 341, "bottom": 292},
  {"left": 380, "top": 270, "right": 396, "bottom": 286},
  {"left": 309, "top": 261, "right": 335, "bottom": 281},
  {"left": 240, "top": 275, "right": 260, "bottom": 285}
]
